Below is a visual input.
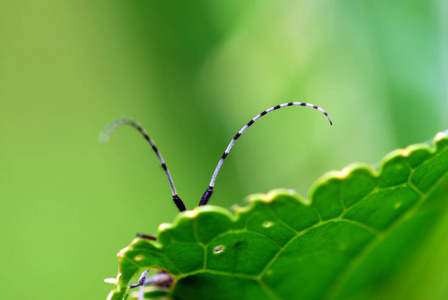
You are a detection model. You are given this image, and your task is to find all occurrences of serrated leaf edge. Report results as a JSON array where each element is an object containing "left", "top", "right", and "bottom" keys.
[{"left": 108, "top": 129, "right": 448, "bottom": 300}]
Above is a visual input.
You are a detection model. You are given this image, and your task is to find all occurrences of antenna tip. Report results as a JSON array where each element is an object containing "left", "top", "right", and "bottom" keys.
[
  {"left": 99, "top": 117, "right": 133, "bottom": 144},
  {"left": 98, "top": 131, "right": 110, "bottom": 144}
]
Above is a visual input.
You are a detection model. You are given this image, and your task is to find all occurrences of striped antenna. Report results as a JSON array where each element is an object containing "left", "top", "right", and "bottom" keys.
[
  {"left": 100, "top": 117, "right": 186, "bottom": 212},
  {"left": 199, "top": 102, "right": 332, "bottom": 206}
]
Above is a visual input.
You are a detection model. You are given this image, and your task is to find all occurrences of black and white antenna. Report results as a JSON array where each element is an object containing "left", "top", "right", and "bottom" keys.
[
  {"left": 101, "top": 102, "right": 332, "bottom": 212},
  {"left": 100, "top": 117, "right": 187, "bottom": 212},
  {"left": 103, "top": 103, "right": 332, "bottom": 300},
  {"left": 198, "top": 102, "right": 332, "bottom": 206}
]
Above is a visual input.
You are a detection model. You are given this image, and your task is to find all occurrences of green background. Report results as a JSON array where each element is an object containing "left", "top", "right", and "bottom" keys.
[{"left": 0, "top": 1, "right": 446, "bottom": 299}]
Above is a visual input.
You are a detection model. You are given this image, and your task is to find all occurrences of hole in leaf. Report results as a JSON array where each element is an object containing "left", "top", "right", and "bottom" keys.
[
  {"left": 263, "top": 221, "right": 273, "bottom": 228},
  {"left": 134, "top": 255, "right": 145, "bottom": 261},
  {"left": 213, "top": 245, "right": 224, "bottom": 254}
]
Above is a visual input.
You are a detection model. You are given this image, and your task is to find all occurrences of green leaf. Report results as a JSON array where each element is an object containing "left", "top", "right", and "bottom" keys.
[{"left": 106, "top": 130, "right": 448, "bottom": 300}]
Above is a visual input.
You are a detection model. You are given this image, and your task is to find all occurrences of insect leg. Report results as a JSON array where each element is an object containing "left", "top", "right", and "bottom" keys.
[{"left": 130, "top": 270, "right": 149, "bottom": 289}]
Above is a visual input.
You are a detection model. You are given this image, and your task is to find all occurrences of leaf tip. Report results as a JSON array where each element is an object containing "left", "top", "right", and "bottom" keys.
[
  {"left": 398, "top": 148, "right": 411, "bottom": 157},
  {"left": 258, "top": 189, "right": 299, "bottom": 202},
  {"left": 104, "top": 277, "right": 117, "bottom": 284},
  {"left": 246, "top": 193, "right": 265, "bottom": 202},
  {"left": 246, "top": 189, "right": 310, "bottom": 206},
  {"left": 183, "top": 210, "right": 199, "bottom": 218},
  {"left": 117, "top": 246, "right": 130, "bottom": 258},
  {"left": 158, "top": 223, "right": 172, "bottom": 232},
  {"left": 335, "top": 167, "right": 352, "bottom": 179},
  {"left": 435, "top": 130, "right": 448, "bottom": 142},
  {"left": 106, "top": 291, "right": 115, "bottom": 300}
]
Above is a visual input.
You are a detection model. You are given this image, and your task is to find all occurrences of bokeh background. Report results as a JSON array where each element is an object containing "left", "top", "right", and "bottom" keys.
[{"left": 0, "top": 1, "right": 447, "bottom": 299}]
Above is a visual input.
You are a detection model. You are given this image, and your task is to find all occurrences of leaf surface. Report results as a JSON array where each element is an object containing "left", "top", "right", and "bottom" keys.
[{"left": 107, "top": 130, "right": 448, "bottom": 300}]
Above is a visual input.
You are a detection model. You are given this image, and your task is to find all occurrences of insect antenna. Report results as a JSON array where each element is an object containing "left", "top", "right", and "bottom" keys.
[
  {"left": 100, "top": 117, "right": 186, "bottom": 212},
  {"left": 199, "top": 102, "right": 332, "bottom": 206}
]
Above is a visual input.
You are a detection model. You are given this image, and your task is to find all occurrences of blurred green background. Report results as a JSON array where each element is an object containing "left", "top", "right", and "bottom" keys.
[{"left": 0, "top": 1, "right": 446, "bottom": 299}]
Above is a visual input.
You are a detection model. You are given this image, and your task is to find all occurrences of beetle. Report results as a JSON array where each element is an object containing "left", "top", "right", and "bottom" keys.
[{"left": 101, "top": 102, "right": 332, "bottom": 299}]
